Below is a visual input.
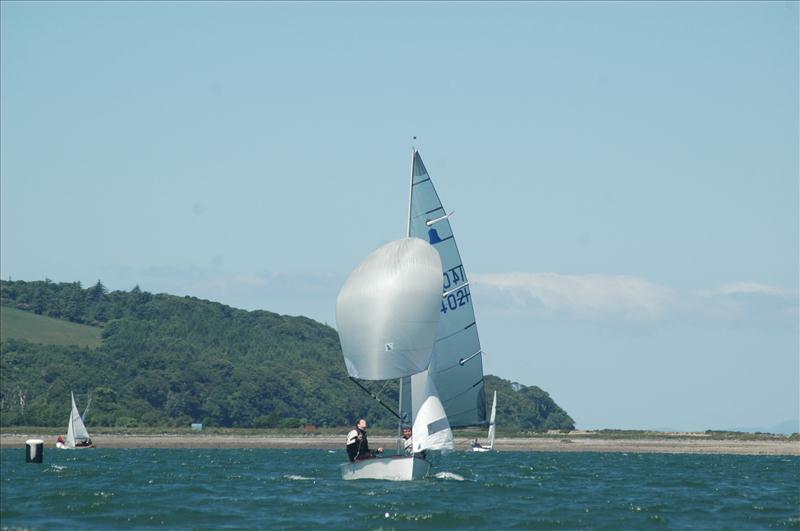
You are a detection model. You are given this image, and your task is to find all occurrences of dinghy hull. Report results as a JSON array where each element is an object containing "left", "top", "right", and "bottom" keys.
[{"left": 340, "top": 455, "right": 430, "bottom": 481}]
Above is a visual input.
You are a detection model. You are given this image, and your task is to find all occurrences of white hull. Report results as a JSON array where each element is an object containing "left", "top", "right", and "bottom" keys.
[
  {"left": 56, "top": 442, "right": 95, "bottom": 450},
  {"left": 471, "top": 446, "right": 492, "bottom": 452},
  {"left": 340, "top": 455, "right": 431, "bottom": 481}
]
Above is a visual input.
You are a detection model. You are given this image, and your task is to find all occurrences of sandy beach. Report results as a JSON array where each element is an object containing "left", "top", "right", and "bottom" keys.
[{"left": 2, "top": 433, "right": 797, "bottom": 455}]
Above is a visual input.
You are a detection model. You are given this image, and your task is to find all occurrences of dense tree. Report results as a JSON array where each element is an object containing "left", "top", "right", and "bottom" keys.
[{"left": 0, "top": 279, "right": 574, "bottom": 430}]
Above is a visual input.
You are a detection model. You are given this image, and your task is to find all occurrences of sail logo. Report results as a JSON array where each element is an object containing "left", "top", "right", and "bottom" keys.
[{"left": 384, "top": 343, "right": 394, "bottom": 352}]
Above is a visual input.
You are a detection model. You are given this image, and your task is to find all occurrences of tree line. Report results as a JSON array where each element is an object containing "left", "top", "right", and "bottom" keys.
[{"left": 0, "top": 279, "right": 575, "bottom": 431}]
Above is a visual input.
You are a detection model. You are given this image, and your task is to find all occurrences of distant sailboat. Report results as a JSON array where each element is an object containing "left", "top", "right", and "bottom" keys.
[
  {"left": 56, "top": 392, "right": 95, "bottom": 449},
  {"left": 337, "top": 149, "right": 487, "bottom": 480},
  {"left": 472, "top": 391, "right": 497, "bottom": 452}
]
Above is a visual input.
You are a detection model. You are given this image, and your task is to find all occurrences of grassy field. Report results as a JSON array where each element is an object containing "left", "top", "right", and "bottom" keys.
[{"left": 0, "top": 306, "right": 102, "bottom": 348}]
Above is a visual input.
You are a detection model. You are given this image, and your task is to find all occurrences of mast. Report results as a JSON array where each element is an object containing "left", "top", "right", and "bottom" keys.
[
  {"left": 398, "top": 145, "right": 416, "bottom": 453},
  {"left": 406, "top": 146, "right": 415, "bottom": 239}
]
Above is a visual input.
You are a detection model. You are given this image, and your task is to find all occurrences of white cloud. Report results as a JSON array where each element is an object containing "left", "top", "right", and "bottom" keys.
[
  {"left": 707, "top": 282, "right": 796, "bottom": 297},
  {"left": 471, "top": 272, "right": 798, "bottom": 329},
  {"left": 471, "top": 272, "right": 676, "bottom": 320}
]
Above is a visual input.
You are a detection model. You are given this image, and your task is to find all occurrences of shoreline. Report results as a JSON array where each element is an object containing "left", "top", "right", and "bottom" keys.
[{"left": 2, "top": 433, "right": 797, "bottom": 455}]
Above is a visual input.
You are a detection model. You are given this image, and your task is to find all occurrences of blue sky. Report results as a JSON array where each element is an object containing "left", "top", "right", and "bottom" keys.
[{"left": 2, "top": 1, "right": 797, "bottom": 432}]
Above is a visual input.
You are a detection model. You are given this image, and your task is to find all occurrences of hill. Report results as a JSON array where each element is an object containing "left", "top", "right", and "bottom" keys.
[
  {"left": 0, "top": 279, "right": 574, "bottom": 431},
  {"left": 1, "top": 306, "right": 102, "bottom": 348}
]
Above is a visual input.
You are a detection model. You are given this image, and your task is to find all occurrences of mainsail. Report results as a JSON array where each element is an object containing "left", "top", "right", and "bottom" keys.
[
  {"left": 407, "top": 150, "right": 487, "bottom": 427},
  {"left": 65, "top": 392, "right": 90, "bottom": 448},
  {"left": 336, "top": 237, "right": 443, "bottom": 380}
]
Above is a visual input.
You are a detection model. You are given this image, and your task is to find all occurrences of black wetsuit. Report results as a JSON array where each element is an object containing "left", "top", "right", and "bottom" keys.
[{"left": 346, "top": 427, "right": 372, "bottom": 462}]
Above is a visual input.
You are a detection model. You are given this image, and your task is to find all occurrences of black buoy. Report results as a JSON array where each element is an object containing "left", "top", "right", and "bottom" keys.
[{"left": 25, "top": 439, "right": 44, "bottom": 463}]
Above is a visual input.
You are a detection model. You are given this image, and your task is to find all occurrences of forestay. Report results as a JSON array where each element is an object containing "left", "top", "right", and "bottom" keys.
[
  {"left": 336, "top": 237, "right": 443, "bottom": 381},
  {"left": 407, "top": 151, "right": 487, "bottom": 427}
]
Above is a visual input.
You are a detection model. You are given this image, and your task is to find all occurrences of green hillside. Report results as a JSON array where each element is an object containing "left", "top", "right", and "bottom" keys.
[
  {"left": 0, "top": 279, "right": 574, "bottom": 431},
  {"left": 1, "top": 306, "right": 102, "bottom": 348}
]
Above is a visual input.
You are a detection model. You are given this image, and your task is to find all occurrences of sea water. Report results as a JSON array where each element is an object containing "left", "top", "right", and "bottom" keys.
[{"left": 1, "top": 448, "right": 798, "bottom": 529}]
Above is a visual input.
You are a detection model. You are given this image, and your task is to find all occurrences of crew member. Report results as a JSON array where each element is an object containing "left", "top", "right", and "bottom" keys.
[
  {"left": 402, "top": 426, "right": 413, "bottom": 455},
  {"left": 346, "top": 418, "right": 383, "bottom": 462}
]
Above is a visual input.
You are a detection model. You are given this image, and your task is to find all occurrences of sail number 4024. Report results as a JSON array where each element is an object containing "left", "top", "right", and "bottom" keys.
[
  {"left": 441, "top": 264, "right": 470, "bottom": 314},
  {"left": 441, "top": 286, "right": 471, "bottom": 314}
]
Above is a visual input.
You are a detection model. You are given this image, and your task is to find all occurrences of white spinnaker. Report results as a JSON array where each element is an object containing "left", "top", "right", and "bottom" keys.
[
  {"left": 408, "top": 150, "right": 486, "bottom": 427},
  {"left": 411, "top": 370, "right": 454, "bottom": 452},
  {"left": 487, "top": 391, "right": 497, "bottom": 448},
  {"left": 336, "top": 238, "right": 443, "bottom": 381}
]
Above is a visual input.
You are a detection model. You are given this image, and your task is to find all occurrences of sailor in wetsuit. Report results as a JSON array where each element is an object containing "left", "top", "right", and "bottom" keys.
[{"left": 346, "top": 418, "right": 383, "bottom": 462}]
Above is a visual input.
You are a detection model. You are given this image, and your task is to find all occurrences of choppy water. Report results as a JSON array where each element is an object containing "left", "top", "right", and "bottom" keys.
[{"left": 1, "top": 448, "right": 798, "bottom": 529}]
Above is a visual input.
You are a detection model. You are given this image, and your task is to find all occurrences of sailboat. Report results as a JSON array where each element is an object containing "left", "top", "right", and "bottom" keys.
[
  {"left": 337, "top": 149, "right": 487, "bottom": 480},
  {"left": 56, "top": 392, "right": 95, "bottom": 449},
  {"left": 472, "top": 391, "right": 497, "bottom": 452}
]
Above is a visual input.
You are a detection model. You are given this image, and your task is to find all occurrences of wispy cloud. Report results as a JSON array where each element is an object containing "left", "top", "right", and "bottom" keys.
[
  {"left": 471, "top": 272, "right": 676, "bottom": 320},
  {"left": 471, "top": 272, "right": 798, "bottom": 330},
  {"left": 706, "top": 282, "right": 796, "bottom": 297}
]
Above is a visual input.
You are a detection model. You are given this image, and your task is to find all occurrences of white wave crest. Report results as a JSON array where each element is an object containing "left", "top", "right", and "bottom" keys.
[{"left": 434, "top": 471, "right": 465, "bottom": 481}]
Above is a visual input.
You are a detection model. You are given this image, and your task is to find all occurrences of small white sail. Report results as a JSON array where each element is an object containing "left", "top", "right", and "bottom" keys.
[
  {"left": 336, "top": 237, "right": 443, "bottom": 380},
  {"left": 410, "top": 370, "right": 454, "bottom": 452},
  {"left": 66, "top": 392, "right": 91, "bottom": 448},
  {"left": 65, "top": 394, "right": 77, "bottom": 448},
  {"left": 487, "top": 391, "right": 497, "bottom": 449}
]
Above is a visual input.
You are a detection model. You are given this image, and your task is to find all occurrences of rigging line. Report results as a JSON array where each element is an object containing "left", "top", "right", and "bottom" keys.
[
  {"left": 377, "top": 379, "right": 391, "bottom": 399},
  {"left": 348, "top": 377, "right": 402, "bottom": 420}
]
